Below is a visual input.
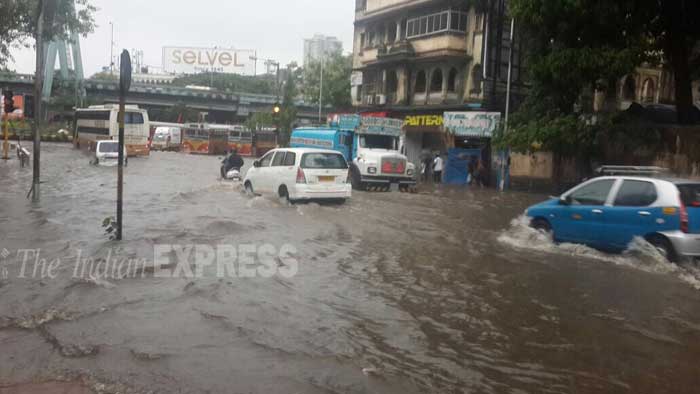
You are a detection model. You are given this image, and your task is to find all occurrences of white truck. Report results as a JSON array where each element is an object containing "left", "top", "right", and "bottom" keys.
[
  {"left": 291, "top": 115, "right": 416, "bottom": 191},
  {"left": 151, "top": 126, "right": 182, "bottom": 151}
]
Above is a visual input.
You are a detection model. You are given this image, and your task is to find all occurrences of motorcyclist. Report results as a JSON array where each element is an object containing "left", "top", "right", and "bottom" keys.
[{"left": 221, "top": 149, "right": 244, "bottom": 178}]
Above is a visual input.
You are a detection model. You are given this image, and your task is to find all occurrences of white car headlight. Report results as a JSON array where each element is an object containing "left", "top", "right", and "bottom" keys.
[{"left": 368, "top": 167, "right": 377, "bottom": 174}]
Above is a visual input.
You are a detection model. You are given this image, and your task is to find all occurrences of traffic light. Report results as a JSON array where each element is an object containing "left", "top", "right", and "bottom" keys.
[
  {"left": 272, "top": 102, "right": 281, "bottom": 132},
  {"left": 3, "top": 90, "right": 15, "bottom": 115}
]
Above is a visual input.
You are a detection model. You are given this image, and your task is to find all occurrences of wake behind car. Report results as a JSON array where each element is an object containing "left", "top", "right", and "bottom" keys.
[
  {"left": 243, "top": 148, "right": 352, "bottom": 203},
  {"left": 526, "top": 174, "right": 700, "bottom": 262}
]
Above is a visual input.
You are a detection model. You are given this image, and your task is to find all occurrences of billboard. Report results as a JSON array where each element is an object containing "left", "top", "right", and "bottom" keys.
[{"left": 162, "top": 47, "right": 256, "bottom": 75}]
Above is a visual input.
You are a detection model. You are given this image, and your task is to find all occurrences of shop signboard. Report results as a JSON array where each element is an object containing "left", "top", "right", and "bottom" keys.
[{"left": 443, "top": 112, "right": 501, "bottom": 138}]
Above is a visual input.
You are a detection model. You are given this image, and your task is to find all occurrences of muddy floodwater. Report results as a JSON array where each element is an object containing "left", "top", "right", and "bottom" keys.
[{"left": 1, "top": 143, "right": 700, "bottom": 394}]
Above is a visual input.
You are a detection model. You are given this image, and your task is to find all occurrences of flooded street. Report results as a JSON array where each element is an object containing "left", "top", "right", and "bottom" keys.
[{"left": 1, "top": 143, "right": 700, "bottom": 393}]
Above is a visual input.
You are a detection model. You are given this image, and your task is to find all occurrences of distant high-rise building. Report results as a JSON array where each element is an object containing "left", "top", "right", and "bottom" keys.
[{"left": 303, "top": 34, "right": 343, "bottom": 65}]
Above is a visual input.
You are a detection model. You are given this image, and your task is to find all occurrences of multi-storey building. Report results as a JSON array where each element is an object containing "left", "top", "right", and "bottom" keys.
[
  {"left": 303, "top": 34, "right": 344, "bottom": 66},
  {"left": 351, "top": 0, "right": 524, "bottom": 178}
]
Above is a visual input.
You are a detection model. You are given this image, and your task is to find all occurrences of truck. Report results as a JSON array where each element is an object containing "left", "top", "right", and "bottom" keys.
[
  {"left": 151, "top": 126, "right": 182, "bottom": 151},
  {"left": 291, "top": 115, "right": 416, "bottom": 191}
]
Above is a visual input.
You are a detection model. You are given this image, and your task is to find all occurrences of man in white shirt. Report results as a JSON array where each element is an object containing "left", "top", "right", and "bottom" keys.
[{"left": 433, "top": 154, "right": 444, "bottom": 183}]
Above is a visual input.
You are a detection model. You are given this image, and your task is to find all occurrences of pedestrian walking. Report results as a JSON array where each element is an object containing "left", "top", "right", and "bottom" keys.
[
  {"left": 422, "top": 156, "right": 432, "bottom": 183},
  {"left": 433, "top": 154, "right": 444, "bottom": 183},
  {"left": 474, "top": 159, "right": 485, "bottom": 187}
]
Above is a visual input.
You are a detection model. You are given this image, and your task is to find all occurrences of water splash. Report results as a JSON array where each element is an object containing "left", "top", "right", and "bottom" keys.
[{"left": 499, "top": 214, "right": 700, "bottom": 289}]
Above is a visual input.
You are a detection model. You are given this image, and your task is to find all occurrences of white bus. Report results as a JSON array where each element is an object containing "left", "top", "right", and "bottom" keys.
[{"left": 73, "top": 105, "right": 150, "bottom": 157}]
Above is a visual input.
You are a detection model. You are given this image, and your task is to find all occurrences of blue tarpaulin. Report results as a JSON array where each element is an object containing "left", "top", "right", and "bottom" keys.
[{"left": 444, "top": 148, "right": 482, "bottom": 185}]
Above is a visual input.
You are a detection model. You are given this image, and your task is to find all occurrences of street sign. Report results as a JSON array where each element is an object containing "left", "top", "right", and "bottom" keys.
[{"left": 120, "top": 50, "right": 132, "bottom": 95}]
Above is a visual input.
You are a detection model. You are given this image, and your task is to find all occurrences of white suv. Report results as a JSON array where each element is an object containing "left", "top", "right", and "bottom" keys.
[{"left": 243, "top": 148, "right": 352, "bottom": 203}]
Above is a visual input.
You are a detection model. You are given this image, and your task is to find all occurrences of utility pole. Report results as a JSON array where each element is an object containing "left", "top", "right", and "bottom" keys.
[
  {"left": 32, "top": 0, "right": 50, "bottom": 202},
  {"left": 109, "top": 22, "right": 115, "bottom": 76},
  {"left": 117, "top": 50, "right": 132, "bottom": 241},
  {"left": 500, "top": 17, "right": 515, "bottom": 192}
]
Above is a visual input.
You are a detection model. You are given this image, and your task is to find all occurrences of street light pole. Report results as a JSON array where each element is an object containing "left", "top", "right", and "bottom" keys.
[
  {"left": 109, "top": 22, "right": 114, "bottom": 76},
  {"left": 318, "top": 42, "right": 325, "bottom": 123}
]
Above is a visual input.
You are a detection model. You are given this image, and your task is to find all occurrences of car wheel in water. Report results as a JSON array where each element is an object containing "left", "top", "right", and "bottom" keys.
[
  {"left": 646, "top": 235, "right": 678, "bottom": 263},
  {"left": 244, "top": 182, "right": 255, "bottom": 197},
  {"left": 278, "top": 185, "right": 291, "bottom": 204},
  {"left": 531, "top": 218, "right": 552, "bottom": 234}
]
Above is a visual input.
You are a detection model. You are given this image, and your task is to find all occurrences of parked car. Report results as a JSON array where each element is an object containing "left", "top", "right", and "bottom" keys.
[
  {"left": 243, "top": 148, "right": 352, "bottom": 203},
  {"left": 526, "top": 175, "right": 700, "bottom": 262},
  {"left": 92, "top": 140, "right": 127, "bottom": 167}
]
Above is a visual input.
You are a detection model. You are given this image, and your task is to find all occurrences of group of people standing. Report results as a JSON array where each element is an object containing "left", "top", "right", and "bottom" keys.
[{"left": 421, "top": 153, "right": 486, "bottom": 186}]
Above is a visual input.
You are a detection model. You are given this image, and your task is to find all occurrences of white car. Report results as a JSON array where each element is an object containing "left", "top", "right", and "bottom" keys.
[
  {"left": 93, "top": 140, "right": 127, "bottom": 167},
  {"left": 244, "top": 148, "right": 352, "bottom": 203}
]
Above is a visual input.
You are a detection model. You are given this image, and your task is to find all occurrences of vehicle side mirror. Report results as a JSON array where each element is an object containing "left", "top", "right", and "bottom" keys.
[
  {"left": 253, "top": 160, "right": 261, "bottom": 168},
  {"left": 560, "top": 195, "right": 572, "bottom": 205}
]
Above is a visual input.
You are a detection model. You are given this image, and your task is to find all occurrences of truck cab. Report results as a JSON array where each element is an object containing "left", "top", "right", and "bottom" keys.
[{"left": 291, "top": 115, "right": 415, "bottom": 191}]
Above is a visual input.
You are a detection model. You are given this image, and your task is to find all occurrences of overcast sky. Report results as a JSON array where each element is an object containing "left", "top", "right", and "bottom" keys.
[{"left": 9, "top": 0, "right": 355, "bottom": 76}]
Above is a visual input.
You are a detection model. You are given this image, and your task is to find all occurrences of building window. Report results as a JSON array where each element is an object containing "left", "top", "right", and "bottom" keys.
[
  {"left": 430, "top": 69, "right": 443, "bottom": 92},
  {"left": 415, "top": 70, "right": 427, "bottom": 93},
  {"left": 475, "top": 14, "right": 484, "bottom": 32},
  {"left": 623, "top": 76, "right": 636, "bottom": 101},
  {"left": 406, "top": 10, "right": 468, "bottom": 39},
  {"left": 386, "top": 71, "right": 398, "bottom": 101},
  {"left": 355, "top": 0, "right": 366, "bottom": 11},
  {"left": 642, "top": 78, "right": 656, "bottom": 103},
  {"left": 387, "top": 23, "right": 397, "bottom": 42},
  {"left": 447, "top": 68, "right": 458, "bottom": 92},
  {"left": 471, "top": 65, "right": 482, "bottom": 94}
]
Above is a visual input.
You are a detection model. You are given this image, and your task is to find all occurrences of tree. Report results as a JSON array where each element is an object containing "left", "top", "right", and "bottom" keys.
[
  {"left": 508, "top": 0, "right": 699, "bottom": 123},
  {"left": 278, "top": 69, "right": 298, "bottom": 146},
  {"left": 640, "top": 1, "right": 700, "bottom": 124},
  {"left": 304, "top": 53, "right": 352, "bottom": 110},
  {"left": 0, "top": 0, "right": 96, "bottom": 67}
]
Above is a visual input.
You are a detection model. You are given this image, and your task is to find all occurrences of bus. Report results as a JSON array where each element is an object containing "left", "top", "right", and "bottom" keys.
[
  {"left": 253, "top": 129, "right": 278, "bottom": 157},
  {"left": 73, "top": 105, "right": 150, "bottom": 157},
  {"left": 181, "top": 124, "right": 253, "bottom": 156}
]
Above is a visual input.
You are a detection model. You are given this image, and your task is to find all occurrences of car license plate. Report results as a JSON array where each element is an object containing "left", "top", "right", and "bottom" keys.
[
  {"left": 390, "top": 183, "right": 399, "bottom": 192},
  {"left": 318, "top": 176, "right": 335, "bottom": 183}
]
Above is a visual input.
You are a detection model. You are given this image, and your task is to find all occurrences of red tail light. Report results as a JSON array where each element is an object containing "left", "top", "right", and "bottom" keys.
[
  {"left": 296, "top": 167, "right": 307, "bottom": 184},
  {"left": 680, "top": 202, "right": 689, "bottom": 233}
]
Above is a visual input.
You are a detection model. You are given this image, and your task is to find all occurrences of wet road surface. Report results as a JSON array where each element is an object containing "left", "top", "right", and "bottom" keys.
[{"left": 1, "top": 143, "right": 700, "bottom": 393}]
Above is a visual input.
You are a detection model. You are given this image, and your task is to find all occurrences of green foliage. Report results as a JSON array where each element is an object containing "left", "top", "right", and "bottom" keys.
[
  {"left": 304, "top": 53, "right": 352, "bottom": 109},
  {"left": 171, "top": 72, "right": 275, "bottom": 95},
  {"left": 245, "top": 112, "right": 273, "bottom": 131},
  {"left": 102, "top": 216, "right": 118, "bottom": 240},
  {"left": 148, "top": 103, "right": 197, "bottom": 123},
  {"left": 278, "top": 70, "right": 298, "bottom": 146},
  {"left": 0, "top": 0, "right": 97, "bottom": 66}
]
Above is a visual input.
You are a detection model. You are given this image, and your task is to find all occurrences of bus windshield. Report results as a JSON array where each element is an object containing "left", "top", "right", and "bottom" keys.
[{"left": 359, "top": 135, "right": 398, "bottom": 150}]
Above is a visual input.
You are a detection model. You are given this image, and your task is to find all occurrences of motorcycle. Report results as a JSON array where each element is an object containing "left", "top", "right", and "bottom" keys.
[{"left": 224, "top": 167, "right": 242, "bottom": 181}]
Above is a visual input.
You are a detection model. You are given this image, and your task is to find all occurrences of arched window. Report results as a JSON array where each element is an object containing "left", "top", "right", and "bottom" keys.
[
  {"left": 447, "top": 68, "right": 458, "bottom": 92},
  {"left": 386, "top": 71, "right": 398, "bottom": 95},
  {"left": 415, "top": 70, "right": 426, "bottom": 93},
  {"left": 623, "top": 76, "right": 636, "bottom": 101},
  {"left": 430, "top": 68, "right": 443, "bottom": 92},
  {"left": 471, "top": 64, "right": 482, "bottom": 94},
  {"left": 642, "top": 78, "right": 656, "bottom": 103}
]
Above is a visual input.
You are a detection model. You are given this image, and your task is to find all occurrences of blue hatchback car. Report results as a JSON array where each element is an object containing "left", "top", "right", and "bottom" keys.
[{"left": 526, "top": 176, "right": 700, "bottom": 261}]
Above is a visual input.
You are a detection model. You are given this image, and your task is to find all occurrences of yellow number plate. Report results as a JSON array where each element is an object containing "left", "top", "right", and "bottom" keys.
[{"left": 318, "top": 176, "right": 335, "bottom": 183}]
